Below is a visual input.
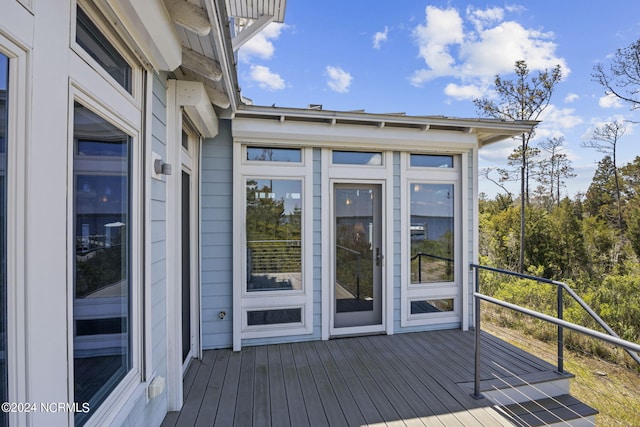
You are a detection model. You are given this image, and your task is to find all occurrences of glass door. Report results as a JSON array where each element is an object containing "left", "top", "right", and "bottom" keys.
[
  {"left": 181, "top": 170, "right": 191, "bottom": 362},
  {"left": 334, "top": 184, "right": 382, "bottom": 328}
]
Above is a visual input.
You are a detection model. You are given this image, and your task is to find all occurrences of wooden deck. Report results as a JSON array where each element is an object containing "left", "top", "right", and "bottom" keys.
[{"left": 161, "top": 330, "right": 566, "bottom": 427}]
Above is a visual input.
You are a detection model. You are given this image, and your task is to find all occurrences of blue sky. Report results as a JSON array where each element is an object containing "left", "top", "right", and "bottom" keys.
[{"left": 236, "top": 1, "right": 640, "bottom": 197}]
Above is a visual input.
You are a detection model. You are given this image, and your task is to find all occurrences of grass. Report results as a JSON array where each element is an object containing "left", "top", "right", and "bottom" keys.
[{"left": 483, "top": 314, "right": 640, "bottom": 426}]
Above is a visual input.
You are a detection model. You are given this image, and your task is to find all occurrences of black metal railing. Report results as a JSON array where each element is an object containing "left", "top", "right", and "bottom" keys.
[
  {"left": 470, "top": 263, "right": 640, "bottom": 399},
  {"left": 336, "top": 245, "right": 362, "bottom": 299},
  {"left": 411, "top": 252, "right": 454, "bottom": 283}
]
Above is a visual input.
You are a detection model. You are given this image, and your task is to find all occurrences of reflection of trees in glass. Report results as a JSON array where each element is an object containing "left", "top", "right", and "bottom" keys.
[
  {"left": 411, "top": 226, "right": 454, "bottom": 283},
  {"left": 410, "top": 183, "right": 455, "bottom": 284},
  {"left": 246, "top": 180, "right": 302, "bottom": 276},
  {"left": 336, "top": 221, "right": 373, "bottom": 299},
  {"left": 76, "top": 246, "right": 126, "bottom": 297}
]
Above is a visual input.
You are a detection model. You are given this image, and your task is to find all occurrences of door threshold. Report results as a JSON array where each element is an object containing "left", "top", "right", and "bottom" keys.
[{"left": 329, "top": 325, "right": 386, "bottom": 338}]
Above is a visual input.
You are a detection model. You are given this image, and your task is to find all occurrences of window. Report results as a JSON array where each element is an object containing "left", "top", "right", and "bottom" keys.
[
  {"left": 0, "top": 52, "right": 8, "bottom": 427},
  {"left": 246, "top": 146, "right": 301, "bottom": 163},
  {"left": 246, "top": 179, "right": 302, "bottom": 292},
  {"left": 332, "top": 150, "right": 382, "bottom": 166},
  {"left": 410, "top": 183, "right": 454, "bottom": 284},
  {"left": 410, "top": 154, "right": 453, "bottom": 168},
  {"left": 247, "top": 308, "right": 302, "bottom": 326},
  {"left": 72, "top": 102, "right": 132, "bottom": 425},
  {"left": 76, "top": 6, "right": 132, "bottom": 93},
  {"left": 410, "top": 299, "right": 454, "bottom": 314}
]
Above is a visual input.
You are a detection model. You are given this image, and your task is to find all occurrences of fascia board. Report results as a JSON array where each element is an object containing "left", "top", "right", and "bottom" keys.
[{"left": 232, "top": 118, "right": 478, "bottom": 151}]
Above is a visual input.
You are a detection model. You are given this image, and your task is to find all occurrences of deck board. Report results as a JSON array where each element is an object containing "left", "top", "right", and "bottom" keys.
[
  {"left": 252, "top": 346, "right": 270, "bottom": 427},
  {"left": 279, "top": 344, "right": 310, "bottom": 427},
  {"left": 164, "top": 330, "right": 567, "bottom": 426},
  {"left": 233, "top": 347, "right": 255, "bottom": 426}
]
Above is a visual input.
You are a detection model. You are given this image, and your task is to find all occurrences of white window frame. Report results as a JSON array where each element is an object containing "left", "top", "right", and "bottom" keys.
[
  {"left": 0, "top": 29, "right": 30, "bottom": 427},
  {"left": 71, "top": 0, "right": 143, "bottom": 108},
  {"left": 67, "top": 6, "right": 146, "bottom": 423},
  {"left": 400, "top": 152, "right": 467, "bottom": 328},
  {"left": 233, "top": 143, "right": 313, "bottom": 348}
]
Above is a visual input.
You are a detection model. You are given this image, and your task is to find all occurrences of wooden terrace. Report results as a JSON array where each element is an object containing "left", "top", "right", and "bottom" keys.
[{"left": 162, "top": 330, "right": 591, "bottom": 426}]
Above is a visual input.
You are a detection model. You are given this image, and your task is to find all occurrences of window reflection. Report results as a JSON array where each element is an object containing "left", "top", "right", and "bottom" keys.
[
  {"left": 246, "top": 147, "right": 301, "bottom": 162},
  {"left": 73, "top": 102, "right": 131, "bottom": 425},
  {"left": 410, "top": 183, "right": 455, "bottom": 283},
  {"left": 0, "top": 52, "right": 8, "bottom": 427},
  {"left": 332, "top": 151, "right": 382, "bottom": 166},
  {"left": 410, "top": 154, "right": 453, "bottom": 168},
  {"left": 76, "top": 7, "right": 132, "bottom": 93},
  {"left": 246, "top": 179, "right": 302, "bottom": 291}
]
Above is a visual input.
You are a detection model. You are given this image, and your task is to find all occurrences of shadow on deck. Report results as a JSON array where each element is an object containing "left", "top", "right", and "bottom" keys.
[{"left": 161, "top": 329, "right": 585, "bottom": 426}]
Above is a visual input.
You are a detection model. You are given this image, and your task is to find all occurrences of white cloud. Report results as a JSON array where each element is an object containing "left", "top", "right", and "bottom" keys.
[
  {"left": 444, "top": 83, "right": 484, "bottom": 100},
  {"left": 599, "top": 93, "right": 624, "bottom": 109},
  {"left": 326, "top": 66, "right": 353, "bottom": 93},
  {"left": 411, "top": 6, "right": 464, "bottom": 84},
  {"left": 410, "top": 6, "right": 568, "bottom": 93},
  {"left": 249, "top": 65, "right": 285, "bottom": 90},
  {"left": 564, "top": 93, "right": 579, "bottom": 103},
  {"left": 534, "top": 104, "right": 583, "bottom": 139},
  {"left": 373, "top": 26, "right": 389, "bottom": 49},
  {"left": 466, "top": 6, "right": 504, "bottom": 31},
  {"left": 238, "top": 23, "right": 287, "bottom": 63}
]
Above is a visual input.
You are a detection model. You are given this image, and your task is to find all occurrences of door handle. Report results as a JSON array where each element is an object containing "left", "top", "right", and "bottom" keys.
[{"left": 376, "top": 248, "right": 384, "bottom": 266}]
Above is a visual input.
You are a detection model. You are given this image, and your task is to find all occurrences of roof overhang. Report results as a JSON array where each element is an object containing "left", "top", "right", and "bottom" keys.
[
  {"left": 233, "top": 105, "right": 537, "bottom": 149},
  {"left": 105, "top": 0, "right": 182, "bottom": 71}
]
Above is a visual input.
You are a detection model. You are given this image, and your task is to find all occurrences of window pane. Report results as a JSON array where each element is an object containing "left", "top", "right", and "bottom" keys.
[
  {"left": 410, "top": 183, "right": 454, "bottom": 283},
  {"left": 76, "top": 7, "right": 132, "bottom": 93},
  {"left": 246, "top": 179, "right": 302, "bottom": 292},
  {"left": 0, "top": 52, "right": 8, "bottom": 427},
  {"left": 410, "top": 154, "right": 453, "bottom": 168},
  {"left": 332, "top": 150, "right": 382, "bottom": 165},
  {"left": 73, "top": 102, "right": 131, "bottom": 425},
  {"left": 246, "top": 147, "right": 301, "bottom": 162},
  {"left": 410, "top": 299, "right": 454, "bottom": 314},
  {"left": 247, "top": 308, "right": 302, "bottom": 326},
  {"left": 181, "top": 129, "right": 189, "bottom": 150}
]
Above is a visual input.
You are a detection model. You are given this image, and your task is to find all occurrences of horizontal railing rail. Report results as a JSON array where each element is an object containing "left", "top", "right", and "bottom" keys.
[
  {"left": 411, "top": 252, "right": 454, "bottom": 283},
  {"left": 470, "top": 263, "right": 640, "bottom": 399}
]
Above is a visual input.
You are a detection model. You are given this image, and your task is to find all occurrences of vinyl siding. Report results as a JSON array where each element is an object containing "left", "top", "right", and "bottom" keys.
[
  {"left": 119, "top": 71, "right": 169, "bottom": 427},
  {"left": 200, "top": 119, "right": 234, "bottom": 349}
]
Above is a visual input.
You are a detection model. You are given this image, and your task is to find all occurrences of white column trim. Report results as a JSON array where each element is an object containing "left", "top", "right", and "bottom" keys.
[{"left": 165, "top": 79, "right": 182, "bottom": 410}]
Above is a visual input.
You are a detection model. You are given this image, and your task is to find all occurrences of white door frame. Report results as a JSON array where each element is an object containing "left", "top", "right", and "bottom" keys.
[
  {"left": 321, "top": 149, "right": 395, "bottom": 339},
  {"left": 166, "top": 81, "right": 202, "bottom": 411},
  {"left": 331, "top": 182, "right": 384, "bottom": 333},
  {"left": 179, "top": 120, "right": 200, "bottom": 373}
]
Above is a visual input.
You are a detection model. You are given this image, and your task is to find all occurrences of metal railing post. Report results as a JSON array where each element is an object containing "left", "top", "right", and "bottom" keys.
[
  {"left": 418, "top": 254, "right": 422, "bottom": 283},
  {"left": 473, "top": 265, "right": 483, "bottom": 399},
  {"left": 557, "top": 285, "right": 564, "bottom": 373}
]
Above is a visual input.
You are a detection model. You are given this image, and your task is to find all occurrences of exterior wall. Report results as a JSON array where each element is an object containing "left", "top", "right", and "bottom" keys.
[
  {"left": 201, "top": 119, "right": 234, "bottom": 349},
  {"left": 117, "top": 71, "right": 170, "bottom": 427},
  {"left": 223, "top": 128, "right": 477, "bottom": 347},
  {"left": 393, "top": 151, "right": 402, "bottom": 333},
  {"left": 1, "top": 2, "right": 178, "bottom": 425}
]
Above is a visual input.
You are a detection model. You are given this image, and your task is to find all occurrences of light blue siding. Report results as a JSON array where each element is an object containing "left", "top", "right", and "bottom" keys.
[
  {"left": 393, "top": 151, "right": 402, "bottom": 332},
  {"left": 120, "top": 71, "right": 169, "bottom": 427},
  {"left": 200, "top": 119, "right": 234, "bottom": 349}
]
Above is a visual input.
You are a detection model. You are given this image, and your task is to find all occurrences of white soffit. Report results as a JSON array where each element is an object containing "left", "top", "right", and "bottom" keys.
[
  {"left": 177, "top": 81, "right": 219, "bottom": 138},
  {"left": 106, "top": 0, "right": 182, "bottom": 71},
  {"left": 225, "top": 0, "right": 286, "bottom": 22}
]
